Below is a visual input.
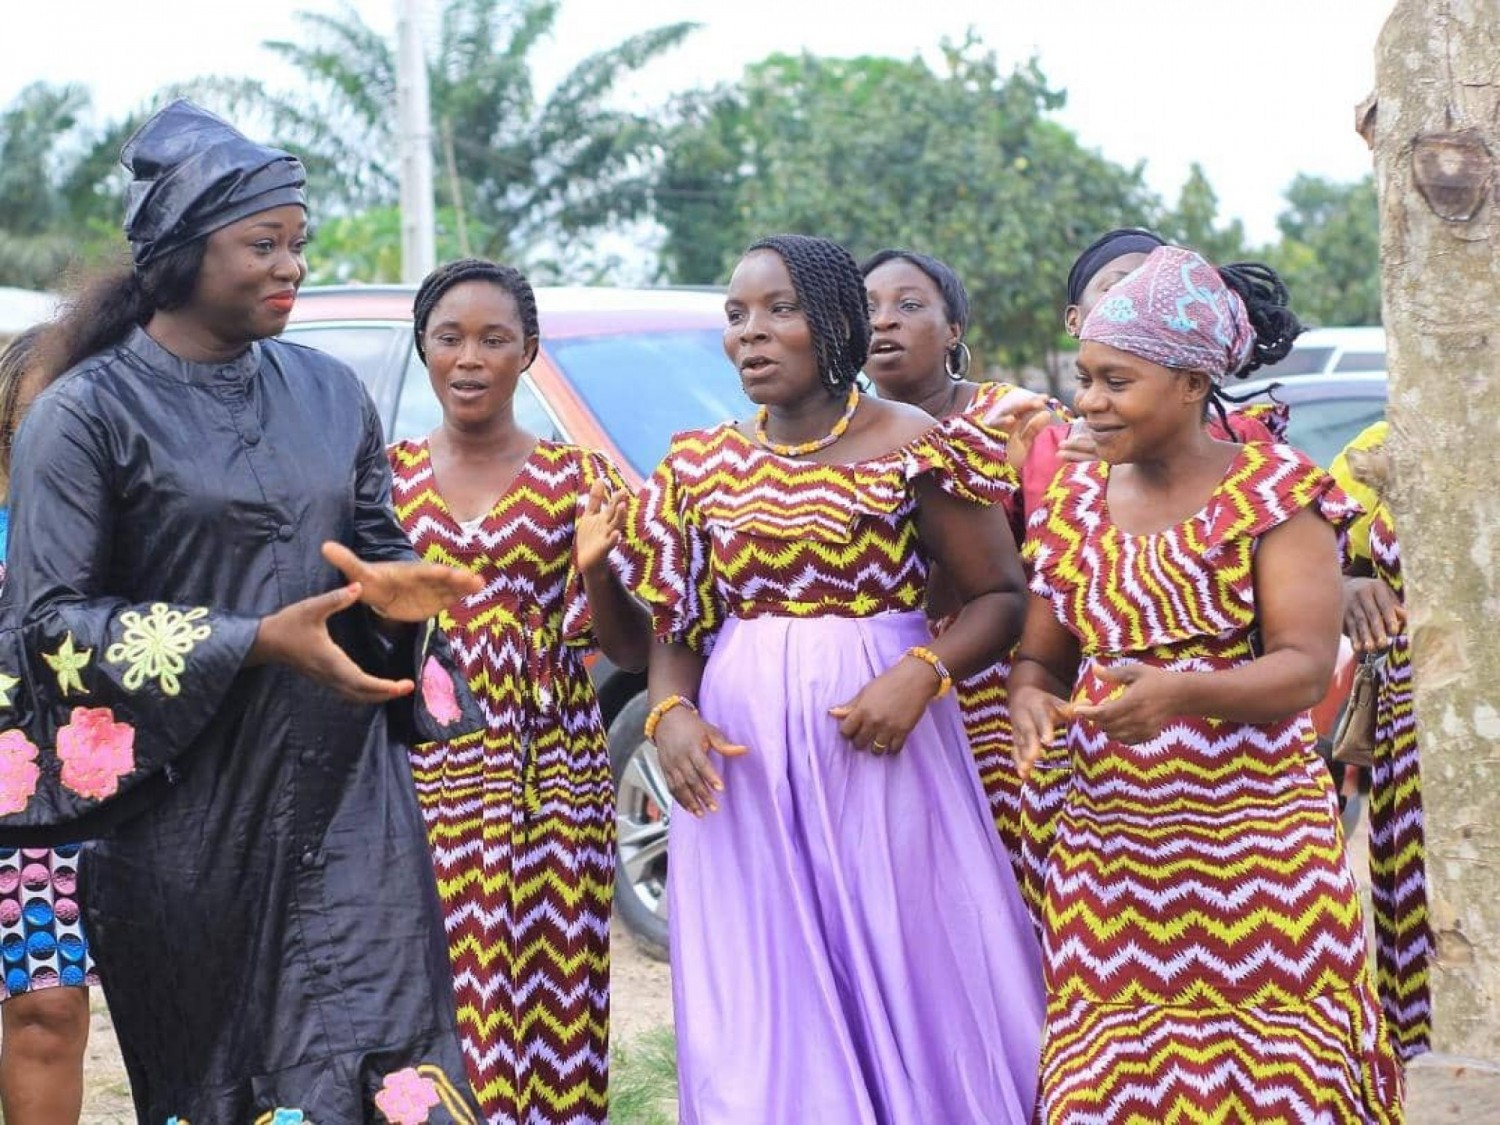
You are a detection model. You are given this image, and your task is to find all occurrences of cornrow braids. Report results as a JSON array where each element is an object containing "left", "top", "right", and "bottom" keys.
[
  {"left": 747, "top": 234, "right": 869, "bottom": 394},
  {"left": 1217, "top": 260, "right": 1302, "bottom": 378},
  {"left": 859, "top": 248, "right": 970, "bottom": 335},
  {"left": 412, "top": 257, "right": 539, "bottom": 364}
]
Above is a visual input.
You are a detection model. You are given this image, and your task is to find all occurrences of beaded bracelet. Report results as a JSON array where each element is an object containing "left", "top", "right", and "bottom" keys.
[
  {"left": 644, "top": 694, "right": 699, "bottom": 742},
  {"left": 903, "top": 646, "right": 954, "bottom": 698}
]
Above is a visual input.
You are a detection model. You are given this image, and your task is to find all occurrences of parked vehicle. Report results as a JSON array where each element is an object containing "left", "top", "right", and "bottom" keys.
[
  {"left": 1259, "top": 326, "right": 1386, "bottom": 380},
  {"left": 284, "top": 284, "right": 748, "bottom": 959},
  {"left": 1232, "top": 370, "right": 1387, "bottom": 470}
]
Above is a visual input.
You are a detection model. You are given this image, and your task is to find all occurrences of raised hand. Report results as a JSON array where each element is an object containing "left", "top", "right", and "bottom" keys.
[
  {"left": 321, "top": 541, "right": 483, "bottom": 623},
  {"left": 575, "top": 479, "right": 629, "bottom": 576},
  {"left": 251, "top": 583, "right": 416, "bottom": 702},
  {"left": 653, "top": 707, "right": 749, "bottom": 816}
]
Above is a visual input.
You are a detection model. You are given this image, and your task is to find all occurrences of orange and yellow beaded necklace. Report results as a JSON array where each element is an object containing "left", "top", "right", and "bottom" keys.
[{"left": 754, "top": 385, "right": 860, "bottom": 457}]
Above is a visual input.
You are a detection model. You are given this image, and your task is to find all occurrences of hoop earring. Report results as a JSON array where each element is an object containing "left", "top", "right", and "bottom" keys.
[{"left": 945, "top": 341, "right": 971, "bottom": 381}]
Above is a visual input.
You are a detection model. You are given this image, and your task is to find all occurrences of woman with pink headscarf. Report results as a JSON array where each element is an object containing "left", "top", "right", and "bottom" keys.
[{"left": 1010, "top": 245, "right": 1406, "bottom": 1122}]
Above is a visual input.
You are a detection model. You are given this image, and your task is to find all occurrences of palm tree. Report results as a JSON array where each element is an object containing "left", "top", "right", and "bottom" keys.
[{"left": 186, "top": 0, "right": 696, "bottom": 273}]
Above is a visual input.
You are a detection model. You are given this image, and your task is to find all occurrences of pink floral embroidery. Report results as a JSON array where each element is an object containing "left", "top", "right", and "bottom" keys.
[
  {"left": 56, "top": 707, "right": 136, "bottom": 801},
  {"left": 0, "top": 729, "right": 40, "bottom": 815},
  {"left": 374, "top": 1067, "right": 441, "bottom": 1125},
  {"left": 421, "top": 657, "right": 462, "bottom": 727}
]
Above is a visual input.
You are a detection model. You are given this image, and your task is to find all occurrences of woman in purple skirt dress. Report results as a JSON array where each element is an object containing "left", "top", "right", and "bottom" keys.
[{"left": 625, "top": 235, "right": 1044, "bottom": 1123}]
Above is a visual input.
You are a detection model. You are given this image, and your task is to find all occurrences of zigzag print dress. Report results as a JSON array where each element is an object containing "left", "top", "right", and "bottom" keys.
[
  {"left": 1331, "top": 422, "right": 1432, "bottom": 1061},
  {"left": 1025, "top": 442, "right": 1405, "bottom": 1123},
  {"left": 626, "top": 418, "right": 1044, "bottom": 1124},
  {"left": 390, "top": 439, "right": 622, "bottom": 1125}
]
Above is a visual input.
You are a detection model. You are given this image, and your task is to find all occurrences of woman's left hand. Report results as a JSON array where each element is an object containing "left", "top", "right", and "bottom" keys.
[
  {"left": 322, "top": 541, "right": 483, "bottom": 622},
  {"left": 1067, "top": 661, "right": 1178, "bottom": 745},
  {"left": 575, "top": 479, "right": 629, "bottom": 576},
  {"left": 829, "top": 658, "right": 940, "bottom": 755}
]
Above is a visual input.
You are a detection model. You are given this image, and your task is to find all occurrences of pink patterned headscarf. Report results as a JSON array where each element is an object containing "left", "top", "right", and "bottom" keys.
[{"left": 1079, "top": 245, "right": 1254, "bottom": 383}]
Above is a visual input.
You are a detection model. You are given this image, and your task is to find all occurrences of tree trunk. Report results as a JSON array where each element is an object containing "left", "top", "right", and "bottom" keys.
[{"left": 1371, "top": 0, "right": 1500, "bottom": 1057}]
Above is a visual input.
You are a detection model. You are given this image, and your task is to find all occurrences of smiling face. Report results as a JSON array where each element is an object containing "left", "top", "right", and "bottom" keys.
[
  {"left": 863, "top": 257, "right": 960, "bottom": 396},
  {"left": 1065, "top": 250, "right": 1152, "bottom": 338},
  {"left": 1074, "top": 340, "right": 1211, "bottom": 462},
  {"left": 422, "top": 279, "right": 539, "bottom": 428},
  {"left": 723, "top": 249, "right": 822, "bottom": 407},
  {"left": 183, "top": 204, "right": 308, "bottom": 344}
]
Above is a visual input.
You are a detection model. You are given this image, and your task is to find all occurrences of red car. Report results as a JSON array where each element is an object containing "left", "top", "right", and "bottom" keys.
[{"left": 284, "top": 284, "right": 748, "bottom": 959}]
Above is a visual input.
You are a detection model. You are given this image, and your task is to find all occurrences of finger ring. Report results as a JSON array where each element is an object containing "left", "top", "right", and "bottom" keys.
[{"left": 872, "top": 739, "right": 889, "bottom": 750}]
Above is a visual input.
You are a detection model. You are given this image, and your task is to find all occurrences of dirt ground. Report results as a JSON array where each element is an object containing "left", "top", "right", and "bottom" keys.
[{"left": 64, "top": 860, "right": 1500, "bottom": 1123}]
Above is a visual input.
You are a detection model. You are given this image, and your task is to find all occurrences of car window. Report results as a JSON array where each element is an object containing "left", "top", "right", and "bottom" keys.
[
  {"left": 1333, "top": 351, "right": 1386, "bottom": 373},
  {"left": 1261, "top": 346, "right": 1334, "bottom": 377},
  {"left": 278, "top": 324, "right": 406, "bottom": 410},
  {"left": 547, "top": 329, "right": 747, "bottom": 476},
  {"left": 389, "top": 343, "right": 558, "bottom": 444},
  {"left": 1284, "top": 397, "right": 1387, "bottom": 468}
]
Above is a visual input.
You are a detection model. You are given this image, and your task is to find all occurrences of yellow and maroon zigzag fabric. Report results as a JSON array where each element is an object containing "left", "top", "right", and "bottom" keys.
[
  {"left": 389, "top": 439, "right": 619, "bottom": 1124},
  {"left": 1024, "top": 443, "right": 1405, "bottom": 1121},
  {"left": 623, "top": 417, "right": 1015, "bottom": 652}
]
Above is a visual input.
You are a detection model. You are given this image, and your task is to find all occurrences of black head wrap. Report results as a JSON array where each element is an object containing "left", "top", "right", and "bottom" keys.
[
  {"left": 121, "top": 99, "right": 307, "bottom": 268},
  {"left": 1065, "top": 227, "right": 1166, "bottom": 307}
]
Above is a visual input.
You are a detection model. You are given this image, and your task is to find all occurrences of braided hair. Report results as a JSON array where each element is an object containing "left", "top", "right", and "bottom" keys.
[
  {"left": 1217, "top": 261, "right": 1301, "bottom": 378},
  {"left": 746, "top": 235, "right": 869, "bottom": 394},
  {"left": 0, "top": 325, "right": 44, "bottom": 501},
  {"left": 412, "top": 257, "right": 539, "bottom": 365}
]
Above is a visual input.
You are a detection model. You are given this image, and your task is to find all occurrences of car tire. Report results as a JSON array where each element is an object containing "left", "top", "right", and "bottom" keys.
[{"left": 610, "top": 692, "right": 671, "bottom": 962}]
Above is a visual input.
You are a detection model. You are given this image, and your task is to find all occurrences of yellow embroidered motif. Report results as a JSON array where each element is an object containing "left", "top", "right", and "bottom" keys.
[
  {"left": 43, "top": 633, "right": 92, "bottom": 697},
  {"left": 0, "top": 672, "right": 19, "bottom": 709},
  {"left": 104, "top": 604, "right": 212, "bottom": 696}
]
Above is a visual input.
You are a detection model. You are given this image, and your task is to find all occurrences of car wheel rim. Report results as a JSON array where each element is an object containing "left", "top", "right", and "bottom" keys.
[{"left": 616, "top": 738, "right": 671, "bottom": 921}]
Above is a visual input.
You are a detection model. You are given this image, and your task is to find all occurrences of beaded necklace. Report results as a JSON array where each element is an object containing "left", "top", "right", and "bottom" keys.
[{"left": 754, "top": 386, "right": 860, "bottom": 457}]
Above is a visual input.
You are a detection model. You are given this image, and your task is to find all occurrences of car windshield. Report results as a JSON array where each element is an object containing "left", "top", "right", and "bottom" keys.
[
  {"left": 1283, "top": 397, "right": 1387, "bottom": 468},
  {"left": 1261, "top": 346, "right": 1334, "bottom": 377},
  {"left": 548, "top": 329, "right": 749, "bottom": 475}
]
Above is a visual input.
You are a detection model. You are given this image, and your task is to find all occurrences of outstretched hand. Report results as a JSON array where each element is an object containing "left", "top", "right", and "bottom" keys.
[
  {"left": 1067, "top": 662, "right": 1178, "bottom": 746},
  {"left": 575, "top": 479, "right": 629, "bottom": 575},
  {"left": 321, "top": 541, "right": 483, "bottom": 622},
  {"left": 252, "top": 583, "right": 416, "bottom": 703}
]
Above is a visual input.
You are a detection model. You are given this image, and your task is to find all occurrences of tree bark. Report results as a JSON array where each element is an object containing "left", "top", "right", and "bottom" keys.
[{"left": 1371, "top": 0, "right": 1500, "bottom": 1056}]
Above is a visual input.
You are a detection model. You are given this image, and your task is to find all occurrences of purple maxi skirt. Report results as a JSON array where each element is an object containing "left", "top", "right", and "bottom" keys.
[{"left": 670, "top": 611, "right": 1044, "bottom": 1124}]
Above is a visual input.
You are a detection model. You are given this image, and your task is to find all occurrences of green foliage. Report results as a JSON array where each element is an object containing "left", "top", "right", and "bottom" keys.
[
  {"left": 185, "top": 0, "right": 696, "bottom": 277},
  {"left": 609, "top": 1027, "right": 679, "bottom": 1125},
  {"left": 1158, "top": 162, "right": 1250, "bottom": 265},
  {"left": 652, "top": 38, "right": 1157, "bottom": 377},
  {"left": 0, "top": 84, "right": 139, "bottom": 288},
  {"left": 1267, "top": 174, "right": 1381, "bottom": 326}
]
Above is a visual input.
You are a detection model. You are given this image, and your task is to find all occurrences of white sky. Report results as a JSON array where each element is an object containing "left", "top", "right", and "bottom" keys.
[{"left": 3, "top": 0, "right": 1395, "bottom": 245}]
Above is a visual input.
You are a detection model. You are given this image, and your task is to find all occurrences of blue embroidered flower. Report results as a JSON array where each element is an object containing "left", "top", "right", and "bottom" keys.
[
  {"left": 271, "top": 1111, "right": 306, "bottom": 1125},
  {"left": 1096, "top": 294, "right": 1137, "bottom": 323}
]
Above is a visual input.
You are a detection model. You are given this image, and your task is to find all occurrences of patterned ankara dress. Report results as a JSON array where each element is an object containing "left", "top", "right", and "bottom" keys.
[
  {"left": 1014, "top": 400, "right": 1295, "bottom": 934},
  {"left": 1025, "top": 442, "right": 1405, "bottom": 1123},
  {"left": 389, "top": 438, "right": 624, "bottom": 1125},
  {"left": 625, "top": 418, "right": 1044, "bottom": 1125},
  {"left": 1331, "top": 422, "right": 1431, "bottom": 1061}
]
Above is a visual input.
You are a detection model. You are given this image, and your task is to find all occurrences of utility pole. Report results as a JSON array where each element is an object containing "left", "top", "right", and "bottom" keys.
[{"left": 396, "top": 0, "right": 435, "bottom": 282}]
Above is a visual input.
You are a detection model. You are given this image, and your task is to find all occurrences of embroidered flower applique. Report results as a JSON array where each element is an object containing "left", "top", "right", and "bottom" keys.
[
  {"left": 43, "top": 632, "right": 92, "bottom": 697},
  {"left": 0, "top": 729, "right": 40, "bottom": 816},
  {"left": 105, "top": 603, "right": 212, "bottom": 696},
  {"left": 374, "top": 1067, "right": 441, "bottom": 1125},
  {"left": 420, "top": 657, "right": 463, "bottom": 727},
  {"left": 56, "top": 707, "right": 136, "bottom": 801},
  {"left": 1095, "top": 294, "right": 1138, "bottom": 324},
  {"left": 265, "top": 1109, "right": 308, "bottom": 1125}
]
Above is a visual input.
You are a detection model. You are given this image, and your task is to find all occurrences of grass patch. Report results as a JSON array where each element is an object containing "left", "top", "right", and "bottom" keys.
[{"left": 610, "top": 1026, "right": 679, "bottom": 1125}]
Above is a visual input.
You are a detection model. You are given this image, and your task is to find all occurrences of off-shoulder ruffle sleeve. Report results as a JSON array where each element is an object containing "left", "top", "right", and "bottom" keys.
[
  {"left": 622, "top": 432, "right": 724, "bottom": 655},
  {"left": 896, "top": 413, "right": 1020, "bottom": 510}
]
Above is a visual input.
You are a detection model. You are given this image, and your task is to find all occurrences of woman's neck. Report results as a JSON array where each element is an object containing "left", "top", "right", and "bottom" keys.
[
  {"left": 144, "top": 311, "right": 249, "bottom": 365},
  {"left": 763, "top": 388, "right": 851, "bottom": 442},
  {"left": 883, "top": 371, "right": 970, "bottom": 419},
  {"left": 436, "top": 410, "right": 525, "bottom": 459}
]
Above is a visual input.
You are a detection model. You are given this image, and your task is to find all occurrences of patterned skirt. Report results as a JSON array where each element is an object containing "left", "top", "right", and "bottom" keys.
[{"left": 0, "top": 844, "right": 96, "bottom": 1000}]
